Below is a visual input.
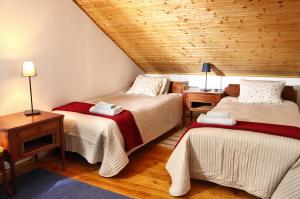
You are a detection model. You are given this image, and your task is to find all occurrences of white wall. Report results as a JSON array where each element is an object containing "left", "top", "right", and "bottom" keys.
[
  {"left": 0, "top": 0, "right": 143, "bottom": 116},
  {"left": 148, "top": 74, "right": 300, "bottom": 106}
]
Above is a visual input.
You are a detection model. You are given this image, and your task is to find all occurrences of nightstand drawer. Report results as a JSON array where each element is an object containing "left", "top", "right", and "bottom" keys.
[
  {"left": 18, "top": 120, "right": 59, "bottom": 139},
  {"left": 18, "top": 126, "right": 40, "bottom": 139},
  {"left": 40, "top": 120, "right": 59, "bottom": 132},
  {"left": 187, "top": 93, "right": 221, "bottom": 103}
]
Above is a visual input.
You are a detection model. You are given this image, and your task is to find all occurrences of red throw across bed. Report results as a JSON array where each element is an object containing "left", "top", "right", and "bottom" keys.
[
  {"left": 176, "top": 121, "right": 300, "bottom": 148},
  {"left": 53, "top": 102, "right": 143, "bottom": 151}
]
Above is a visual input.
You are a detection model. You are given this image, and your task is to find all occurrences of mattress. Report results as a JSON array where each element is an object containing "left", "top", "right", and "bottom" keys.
[
  {"left": 54, "top": 92, "right": 182, "bottom": 177},
  {"left": 166, "top": 97, "right": 300, "bottom": 199}
]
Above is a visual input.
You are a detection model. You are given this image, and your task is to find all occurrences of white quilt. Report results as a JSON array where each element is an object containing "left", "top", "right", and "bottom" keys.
[
  {"left": 166, "top": 97, "right": 300, "bottom": 199},
  {"left": 54, "top": 92, "right": 182, "bottom": 177}
]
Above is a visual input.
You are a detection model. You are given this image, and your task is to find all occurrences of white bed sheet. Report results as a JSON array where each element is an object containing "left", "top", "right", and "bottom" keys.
[
  {"left": 166, "top": 97, "right": 300, "bottom": 199},
  {"left": 54, "top": 92, "right": 182, "bottom": 177}
]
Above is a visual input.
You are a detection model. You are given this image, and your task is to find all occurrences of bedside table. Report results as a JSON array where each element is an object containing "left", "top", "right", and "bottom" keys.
[
  {"left": 183, "top": 88, "right": 224, "bottom": 120},
  {"left": 0, "top": 111, "right": 65, "bottom": 172}
]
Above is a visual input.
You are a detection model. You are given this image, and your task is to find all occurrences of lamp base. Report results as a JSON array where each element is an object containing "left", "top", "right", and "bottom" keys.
[
  {"left": 200, "top": 88, "right": 211, "bottom": 92},
  {"left": 24, "top": 110, "right": 41, "bottom": 116}
]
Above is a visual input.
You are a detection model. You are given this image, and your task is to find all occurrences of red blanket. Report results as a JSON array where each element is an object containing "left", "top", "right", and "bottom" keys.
[
  {"left": 53, "top": 102, "right": 143, "bottom": 152},
  {"left": 176, "top": 121, "right": 300, "bottom": 148}
]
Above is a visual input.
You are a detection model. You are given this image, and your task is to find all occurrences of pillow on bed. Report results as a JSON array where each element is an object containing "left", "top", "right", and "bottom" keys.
[
  {"left": 162, "top": 78, "right": 171, "bottom": 94},
  {"left": 239, "top": 79, "right": 285, "bottom": 104},
  {"left": 150, "top": 76, "right": 170, "bottom": 94},
  {"left": 157, "top": 77, "right": 168, "bottom": 95},
  {"left": 127, "top": 75, "right": 165, "bottom": 96}
]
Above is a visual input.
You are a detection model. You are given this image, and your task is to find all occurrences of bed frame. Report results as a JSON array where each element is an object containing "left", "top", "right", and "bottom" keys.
[
  {"left": 169, "top": 81, "right": 188, "bottom": 93},
  {"left": 224, "top": 84, "right": 297, "bottom": 103}
]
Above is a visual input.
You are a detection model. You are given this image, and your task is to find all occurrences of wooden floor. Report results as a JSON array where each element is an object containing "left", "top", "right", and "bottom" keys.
[{"left": 15, "top": 142, "right": 257, "bottom": 199}]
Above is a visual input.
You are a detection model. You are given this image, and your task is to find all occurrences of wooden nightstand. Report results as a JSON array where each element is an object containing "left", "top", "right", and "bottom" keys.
[
  {"left": 183, "top": 88, "right": 224, "bottom": 120},
  {"left": 0, "top": 111, "right": 65, "bottom": 172}
]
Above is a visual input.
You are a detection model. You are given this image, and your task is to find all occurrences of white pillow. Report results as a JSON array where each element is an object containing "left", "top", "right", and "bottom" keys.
[
  {"left": 127, "top": 75, "right": 165, "bottom": 96},
  {"left": 161, "top": 78, "right": 171, "bottom": 94},
  {"left": 239, "top": 79, "right": 285, "bottom": 104},
  {"left": 147, "top": 76, "right": 170, "bottom": 94},
  {"left": 158, "top": 77, "right": 167, "bottom": 95}
]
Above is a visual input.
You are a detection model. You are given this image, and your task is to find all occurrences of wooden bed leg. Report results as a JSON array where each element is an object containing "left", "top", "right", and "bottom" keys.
[{"left": 7, "top": 152, "right": 17, "bottom": 195}]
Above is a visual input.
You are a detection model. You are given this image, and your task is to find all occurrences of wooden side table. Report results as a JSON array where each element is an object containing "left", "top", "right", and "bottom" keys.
[
  {"left": 0, "top": 147, "right": 16, "bottom": 196},
  {"left": 183, "top": 87, "right": 224, "bottom": 121},
  {"left": 0, "top": 111, "right": 65, "bottom": 195}
]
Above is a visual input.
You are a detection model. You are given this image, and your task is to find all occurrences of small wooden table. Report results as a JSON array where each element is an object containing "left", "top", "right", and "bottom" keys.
[
  {"left": 0, "top": 147, "right": 16, "bottom": 196},
  {"left": 0, "top": 111, "right": 65, "bottom": 195},
  {"left": 183, "top": 87, "right": 224, "bottom": 121}
]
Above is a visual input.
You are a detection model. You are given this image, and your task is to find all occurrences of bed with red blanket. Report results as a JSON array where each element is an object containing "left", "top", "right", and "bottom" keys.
[
  {"left": 53, "top": 91, "right": 182, "bottom": 177},
  {"left": 166, "top": 96, "right": 300, "bottom": 199}
]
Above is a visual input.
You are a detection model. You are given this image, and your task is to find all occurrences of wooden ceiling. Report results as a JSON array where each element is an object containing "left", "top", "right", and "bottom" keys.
[{"left": 74, "top": 0, "right": 300, "bottom": 77}]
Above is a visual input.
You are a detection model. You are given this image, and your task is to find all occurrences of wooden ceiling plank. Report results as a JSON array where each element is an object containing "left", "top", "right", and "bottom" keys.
[{"left": 74, "top": 0, "right": 300, "bottom": 77}]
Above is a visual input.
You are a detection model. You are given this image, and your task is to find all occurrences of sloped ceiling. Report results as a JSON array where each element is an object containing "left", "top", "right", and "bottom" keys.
[{"left": 74, "top": 0, "right": 300, "bottom": 77}]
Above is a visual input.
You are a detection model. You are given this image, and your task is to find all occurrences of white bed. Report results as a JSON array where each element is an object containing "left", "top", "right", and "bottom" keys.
[
  {"left": 54, "top": 90, "right": 182, "bottom": 177},
  {"left": 166, "top": 95, "right": 300, "bottom": 199}
]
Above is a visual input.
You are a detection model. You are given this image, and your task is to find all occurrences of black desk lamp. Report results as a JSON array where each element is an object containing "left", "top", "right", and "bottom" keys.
[
  {"left": 22, "top": 61, "right": 40, "bottom": 116},
  {"left": 202, "top": 63, "right": 211, "bottom": 92}
]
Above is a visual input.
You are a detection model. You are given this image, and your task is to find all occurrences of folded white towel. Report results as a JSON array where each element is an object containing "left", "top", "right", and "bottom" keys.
[
  {"left": 207, "top": 111, "right": 229, "bottom": 118},
  {"left": 89, "top": 106, "right": 123, "bottom": 116},
  {"left": 197, "top": 114, "right": 236, "bottom": 126},
  {"left": 95, "top": 101, "right": 116, "bottom": 109}
]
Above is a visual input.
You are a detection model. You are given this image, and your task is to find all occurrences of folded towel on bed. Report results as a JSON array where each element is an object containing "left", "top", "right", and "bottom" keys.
[
  {"left": 207, "top": 111, "right": 229, "bottom": 118},
  {"left": 89, "top": 105, "right": 123, "bottom": 116},
  {"left": 95, "top": 101, "right": 116, "bottom": 109},
  {"left": 197, "top": 114, "right": 236, "bottom": 126}
]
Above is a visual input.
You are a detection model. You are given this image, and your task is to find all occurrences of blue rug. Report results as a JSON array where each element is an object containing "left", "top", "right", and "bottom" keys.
[{"left": 0, "top": 168, "right": 131, "bottom": 199}]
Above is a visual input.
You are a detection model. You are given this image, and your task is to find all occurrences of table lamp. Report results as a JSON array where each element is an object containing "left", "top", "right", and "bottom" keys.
[
  {"left": 202, "top": 63, "right": 211, "bottom": 91},
  {"left": 22, "top": 61, "right": 40, "bottom": 115}
]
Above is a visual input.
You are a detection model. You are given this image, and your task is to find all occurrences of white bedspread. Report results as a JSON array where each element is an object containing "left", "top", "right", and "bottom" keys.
[
  {"left": 166, "top": 97, "right": 300, "bottom": 199},
  {"left": 54, "top": 92, "right": 182, "bottom": 177}
]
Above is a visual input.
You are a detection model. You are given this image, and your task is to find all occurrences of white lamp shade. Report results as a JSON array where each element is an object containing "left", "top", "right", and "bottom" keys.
[{"left": 22, "top": 61, "right": 37, "bottom": 77}]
